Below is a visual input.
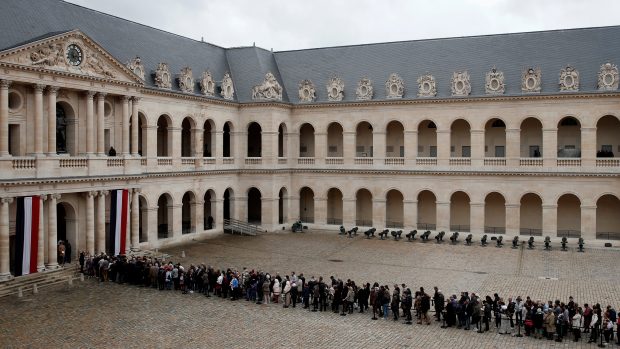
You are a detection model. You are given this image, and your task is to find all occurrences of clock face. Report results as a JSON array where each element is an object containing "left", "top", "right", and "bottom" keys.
[{"left": 66, "top": 44, "right": 83, "bottom": 66}]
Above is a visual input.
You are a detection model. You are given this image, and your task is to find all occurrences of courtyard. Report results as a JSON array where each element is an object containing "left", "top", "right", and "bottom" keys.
[{"left": 1, "top": 230, "right": 619, "bottom": 348}]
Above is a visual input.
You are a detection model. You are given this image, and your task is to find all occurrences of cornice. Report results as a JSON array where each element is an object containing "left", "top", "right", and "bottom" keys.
[{"left": 140, "top": 87, "right": 238, "bottom": 108}]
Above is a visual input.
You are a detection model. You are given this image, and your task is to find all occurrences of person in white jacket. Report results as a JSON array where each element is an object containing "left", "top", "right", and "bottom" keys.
[
  {"left": 572, "top": 308, "right": 583, "bottom": 342},
  {"left": 589, "top": 310, "right": 600, "bottom": 343},
  {"left": 272, "top": 279, "right": 281, "bottom": 304},
  {"left": 283, "top": 279, "right": 292, "bottom": 308}
]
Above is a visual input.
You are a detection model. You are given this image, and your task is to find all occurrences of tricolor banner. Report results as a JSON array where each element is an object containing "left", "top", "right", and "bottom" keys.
[
  {"left": 108, "top": 189, "right": 129, "bottom": 256},
  {"left": 14, "top": 196, "right": 40, "bottom": 276}
]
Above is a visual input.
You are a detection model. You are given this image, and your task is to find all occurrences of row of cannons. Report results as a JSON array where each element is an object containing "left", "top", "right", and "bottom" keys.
[{"left": 338, "top": 226, "right": 585, "bottom": 252}]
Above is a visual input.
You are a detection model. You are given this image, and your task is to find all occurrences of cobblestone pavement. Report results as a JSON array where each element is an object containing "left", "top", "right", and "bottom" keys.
[{"left": 1, "top": 231, "right": 619, "bottom": 349}]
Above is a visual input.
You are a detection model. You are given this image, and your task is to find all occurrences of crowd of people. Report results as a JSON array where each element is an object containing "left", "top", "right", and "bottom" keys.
[{"left": 78, "top": 251, "right": 620, "bottom": 345}]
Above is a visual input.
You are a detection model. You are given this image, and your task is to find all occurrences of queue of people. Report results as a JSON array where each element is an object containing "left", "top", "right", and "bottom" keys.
[{"left": 79, "top": 252, "right": 620, "bottom": 345}]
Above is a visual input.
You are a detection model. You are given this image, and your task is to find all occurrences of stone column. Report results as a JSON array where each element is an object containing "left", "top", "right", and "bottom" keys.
[
  {"left": 262, "top": 130, "right": 276, "bottom": 165},
  {"left": 214, "top": 198, "right": 224, "bottom": 230},
  {"left": 343, "top": 131, "right": 356, "bottom": 165},
  {"left": 315, "top": 132, "right": 327, "bottom": 165},
  {"left": 215, "top": 131, "right": 224, "bottom": 163},
  {"left": 0, "top": 197, "right": 13, "bottom": 279},
  {"left": 46, "top": 194, "right": 59, "bottom": 269},
  {"left": 542, "top": 204, "right": 557, "bottom": 237},
  {"left": 171, "top": 203, "right": 182, "bottom": 238},
  {"left": 288, "top": 195, "right": 300, "bottom": 223},
  {"left": 506, "top": 128, "right": 520, "bottom": 167},
  {"left": 580, "top": 205, "right": 596, "bottom": 241},
  {"left": 85, "top": 91, "right": 96, "bottom": 155},
  {"left": 372, "top": 198, "right": 386, "bottom": 228},
  {"left": 374, "top": 131, "right": 386, "bottom": 162},
  {"left": 235, "top": 197, "right": 248, "bottom": 222},
  {"left": 193, "top": 199, "right": 203, "bottom": 233},
  {"left": 505, "top": 203, "right": 520, "bottom": 236},
  {"left": 261, "top": 197, "right": 278, "bottom": 229},
  {"left": 436, "top": 201, "right": 450, "bottom": 232},
  {"left": 33, "top": 84, "right": 45, "bottom": 155},
  {"left": 470, "top": 129, "right": 484, "bottom": 167},
  {"left": 193, "top": 128, "right": 203, "bottom": 168},
  {"left": 37, "top": 195, "right": 46, "bottom": 271},
  {"left": 403, "top": 200, "right": 417, "bottom": 230},
  {"left": 96, "top": 93, "right": 106, "bottom": 155},
  {"left": 470, "top": 202, "right": 485, "bottom": 234},
  {"left": 343, "top": 198, "right": 355, "bottom": 227},
  {"left": 542, "top": 128, "right": 557, "bottom": 167},
  {"left": 0, "top": 80, "right": 11, "bottom": 157},
  {"left": 47, "top": 87, "right": 59, "bottom": 155},
  {"left": 121, "top": 96, "right": 130, "bottom": 155},
  {"left": 85, "top": 191, "right": 95, "bottom": 255},
  {"left": 131, "top": 189, "right": 140, "bottom": 248},
  {"left": 436, "top": 129, "right": 450, "bottom": 166},
  {"left": 131, "top": 97, "right": 140, "bottom": 155},
  {"left": 581, "top": 127, "right": 596, "bottom": 167},
  {"left": 96, "top": 191, "right": 108, "bottom": 254},
  {"left": 404, "top": 130, "right": 417, "bottom": 166},
  {"left": 314, "top": 197, "right": 327, "bottom": 225}
]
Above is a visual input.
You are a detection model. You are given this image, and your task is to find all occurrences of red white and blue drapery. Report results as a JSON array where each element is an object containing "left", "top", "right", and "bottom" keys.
[
  {"left": 14, "top": 196, "right": 41, "bottom": 276},
  {"left": 108, "top": 189, "right": 129, "bottom": 256}
]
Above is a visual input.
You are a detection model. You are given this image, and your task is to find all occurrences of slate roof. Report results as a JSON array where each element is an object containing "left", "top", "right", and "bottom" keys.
[{"left": 1, "top": 0, "right": 619, "bottom": 104}]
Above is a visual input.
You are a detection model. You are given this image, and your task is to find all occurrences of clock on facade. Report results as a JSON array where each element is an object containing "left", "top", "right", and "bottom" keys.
[{"left": 66, "top": 44, "right": 83, "bottom": 66}]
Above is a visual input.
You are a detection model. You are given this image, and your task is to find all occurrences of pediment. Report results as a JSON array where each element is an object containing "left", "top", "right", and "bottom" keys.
[{"left": 0, "top": 29, "right": 143, "bottom": 85}]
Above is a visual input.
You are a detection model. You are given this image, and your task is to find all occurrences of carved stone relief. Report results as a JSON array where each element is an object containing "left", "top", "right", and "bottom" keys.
[
  {"left": 29, "top": 43, "right": 64, "bottom": 67},
  {"left": 154, "top": 62, "right": 172, "bottom": 89},
  {"left": 220, "top": 72, "right": 235, "bottom": 100},
  {"left": 451, "top": 71, "right": 471, "bottom": 96},
  {"left": 298, "top": 79, "right": 316, "bottom": 102},
  {"left": 200, "top": 70, "right": 215, "bottom": 96},
  {"left": 385, "top": 73, "right": 405, "bottom": 99},
  {"left": 485, "top": 67, "right": 505, "bottom": 95},
  {"left": 356, "top": 78, "right": 373, "bottom": 100},
  {"left": 521, "top": 67, "right": 541, "bottom": 93},
  {"left": 559, "top": 65, "right": 579, "bottom": 92},
  {"left": 598, "top": 62, "right": 619, "bottom": 91},
  {"left": 252, "top": 72, "right": 283, "bottom": 101},
  {"left": 326, "top": 76, "right": 344, "bottom": 101},
  {"left": 178, "top": 67, "right": 194, "bottom": 93},
  {"left": 126, "top": 56, "right": 145, "bottom": 80},
  {"left": 417, "top": 74, "right": 437, "bottom": 97},
  {"left": 84, "top": 51, "right": 115, "bottom": 79}
]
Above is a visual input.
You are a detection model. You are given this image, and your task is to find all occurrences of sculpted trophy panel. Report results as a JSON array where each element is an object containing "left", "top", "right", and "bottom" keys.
[
  {"left": 220, "top": 72, "right": 235, "bottom": 100},
  {"left": 485, "top": 67, "right": 505, "bottom": 95},
  {"left": 559, "top": 65, "right": 579, "bottom": 92},
  {"left": 521, "top": 67, "right": 541, "bottom": 93},
  {"left": 326, "top": 76, "right": 345, "bottom": 101},
  {"left": 154, "top": 62, "right": 172, "bottom": 89},
  {"left": 126, "top": 56, "right": 145, "bottom": 80},
  {"left": 200, "top": 70, "right": 215, "bottom": 96},
  {"left": 598, "top": 62, "right": 619, "bottom": 91},
  {"left": 385, "top": 73, "right": 405, "bottom": 99},
  {"left": 298, "top": 79, "right": 316, "bottom": 102},
  {"left": 417, "top": 74, "right": 437, "bottom": 97},
  {"left": 451, "top": 71, "right": 471, "bottom": 96},
  {"left": 178, "top": 67, "right": 195, "bottom": 93},
  {"left": 252, "top": 72, "right": 283, "bottom": 101},
  {"left": 356, "top": 78, "right": 373, "bottom": 100}
]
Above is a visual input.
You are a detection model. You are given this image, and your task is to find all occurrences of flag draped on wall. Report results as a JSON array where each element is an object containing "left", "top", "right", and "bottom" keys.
[
  {"left": 108, "top": 189, "right": 129, "bottom": 256},
  {"left": 14, "top": 196, "right": 40, "bottom": 276}
]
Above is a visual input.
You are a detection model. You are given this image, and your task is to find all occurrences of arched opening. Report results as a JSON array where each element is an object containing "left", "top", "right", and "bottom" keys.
[
  {"left": 138, "top": 113, "right": 147, "bottom": 156},
  {"left": 56, "top": 202, "right": 76, "bottom": 263},
  {"left": 557, "top": 194, "right": 581, "bottom": 237},
  {"left": 203, "top": 190, "right": 215, "bottom": 230},
  {"left": 223, "top": 188, "right": 234, "bottom": 220},
  {"left": 247, "top": 122, "right": 262, "bottom": 157},
  {"left": 138, "top": 196, "right": 148, "bottom": 242},
  {"left": 485, "top": 118, "right": 506, "bottom": 158},
  {"left": 386, "top": 121, "right": 404, "bottom": 157},
  {"left": 181, "top": 117, "right": 194, "bottom": 157},
  {"left": 417, "top": 120, "right": 437, "bottom": 157},
  {"left": 356, "top": 121, "right": 373, "bottom": 157},
  {"left": 203, "top": 120, "right": 215, "bottom": 157},
  {"left": 450, "top": 191, "right": 470, "bottom": 232},
  {"left": 327, "top": 122, "right": 343, "bottom": 157},
  {"left": 385, "top": 189, "right": 404, "bottom": 228},
  {"left": 520, "top": 117, "right": 543, "bottom": 157},
  {"left": 355, "top": 188, "right": 373, "bottom": 226},
  {"left": 327, "top": 188, "right": 343, "bottom": 225},
  {"left": 520, "top": 193, "right": 542, "bottom": 236},
  {"left": 417, "top": 190, "right": 436, "bottom": 230},
  {"left": 56, "top": 102, "right": 76, "bottom": 155},
  {"left": 181, "top": 191, "right": 195, "bottom": 234},
  {"left": 278, "top": 123, "right": 287, "bottom": 157},
  {"left": 484, "top": 192, "right": 505, "bottom": 234},
  {"left": 157, "top": 115, "right": 171, "bottom": 157},
  {"left": 223, "top": 122, "right": 232, "bottom": 158},
  {"left": 596, "top": 115, "right": 620, "bottom": 158},
  {"left": 299, "top": 187, "right": 315, "bottom": 223},
  {"left": 278, "top": 187, "right": 288, "bottom": 224},
  {"left": 450, "top": 119, "right": 471, "bottom": 157},
  {"left": 247, "top": 187, "right": 262, "bottom": 224},
  {"left": 596, "top": 194, "right": 620, "bottom": 239},
  {"left": 157, "top": 194, "right": 173, "bottom": 239},
  {"left": 557, "top": 117, "right": 581, "bottom": 158},
  {"left": 299, "top": 123, "right": 315, "bottom": 157}
]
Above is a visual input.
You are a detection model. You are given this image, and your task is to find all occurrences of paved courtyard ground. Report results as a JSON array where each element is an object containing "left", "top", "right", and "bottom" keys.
[{"left": 1, "top": 231, "right": 619, "bottom": 348}]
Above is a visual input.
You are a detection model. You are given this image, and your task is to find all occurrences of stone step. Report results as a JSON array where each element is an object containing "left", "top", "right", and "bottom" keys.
[{"left": 0, "top": 265, "right": 80, "bottom": 298}]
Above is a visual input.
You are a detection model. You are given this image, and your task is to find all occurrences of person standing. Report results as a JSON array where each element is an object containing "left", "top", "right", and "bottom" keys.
[
  {"left": 391, "top": 285, "right": 400, "bottom": 321},
  {"left": 572, "top": 307, "right": 583, "bottom": 342},
  {"left": 79, "top": 251, "right": 85, "bottom": 273},
  {"left": 64, "top": 240, "right": 72, "bottom": 264},
  {"left": 57, "top": 241, "right": 66, "bottom": 267},
  {"left": 433, "top": 287, "right": 445, "bottom": 322}
]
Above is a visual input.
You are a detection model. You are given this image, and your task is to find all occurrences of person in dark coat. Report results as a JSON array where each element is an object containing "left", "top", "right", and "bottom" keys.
[
  {"left": 64, "top": 241, "right": 72, "bottom": 263},
  {"left": 79, "top": 251, "right": 85, "bottom": 273}
]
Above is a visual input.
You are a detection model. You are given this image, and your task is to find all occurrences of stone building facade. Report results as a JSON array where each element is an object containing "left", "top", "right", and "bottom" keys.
[{"left": 0, "top": 0, "right": 619, "bottom": 278}]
